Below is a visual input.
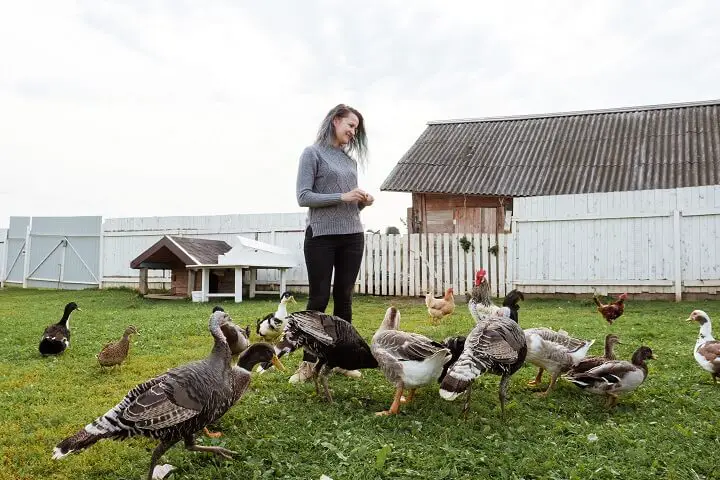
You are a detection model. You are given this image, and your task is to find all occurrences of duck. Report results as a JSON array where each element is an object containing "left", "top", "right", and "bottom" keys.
[
  {"left": 256, "top": 291, "right": 296, "bottom": 342},
  {"left": 439, "top": 309, "right": 527, "bottom": 417},
  {"left": 212, "top": 306, "right": 251, "bottom": 356},
  {"left": 565, "top": 345, "right": 656, "bottom": 408},
  {"left": 282, "top": 310, "right": 378, "bottom": 402},
  {"left": 97, "top": 325, "right": 139, "bottom": 370},
  {"left": 39, "top": 302, "right": 81, "bottom": 356},
  {"left": 524, "top": 327, "right": 595, "bottom": 396},
  {"left": 52, "top": 310, "right": 285, "bottom": 480},
  {"left": 686, "top": 309, "right": 720, "bottom": 382},
  {"left": 567, "top": 334, "right": 621, "bottom": 376},
  {"left": 371, "top": 306, "right": 452, "bottom": 415}
]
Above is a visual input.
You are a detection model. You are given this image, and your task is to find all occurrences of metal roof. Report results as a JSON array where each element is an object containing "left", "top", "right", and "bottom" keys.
[{"left": 380, "top": 99, "right": 720, "bottom": 197}]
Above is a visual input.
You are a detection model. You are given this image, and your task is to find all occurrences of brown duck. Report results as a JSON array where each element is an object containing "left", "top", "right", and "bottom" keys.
[{"left": 97, "top": 325, "right": 139, "bottom": 369}]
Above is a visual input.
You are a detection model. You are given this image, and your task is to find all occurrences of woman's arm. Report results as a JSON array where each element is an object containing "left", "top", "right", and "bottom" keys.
[{"left": 296, "top": 147, "right": 344, "bottom": 208}]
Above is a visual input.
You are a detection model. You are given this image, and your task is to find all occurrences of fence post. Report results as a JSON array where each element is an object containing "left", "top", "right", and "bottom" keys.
[
  {"left": 673, "top": 209, "right": 682, "bottom": 302},
  {"left": 22, "top": 223, "right": 31, "bottom": 289}
]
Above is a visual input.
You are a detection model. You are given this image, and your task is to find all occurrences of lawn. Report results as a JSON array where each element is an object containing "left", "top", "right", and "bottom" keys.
[{"left": 1, "top": 287, "right": 719, "bottom": 480}]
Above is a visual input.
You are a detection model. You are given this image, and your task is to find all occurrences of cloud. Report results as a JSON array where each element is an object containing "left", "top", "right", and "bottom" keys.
[{"left": 0, "top": 0, "right": 719, "bottom": 232}]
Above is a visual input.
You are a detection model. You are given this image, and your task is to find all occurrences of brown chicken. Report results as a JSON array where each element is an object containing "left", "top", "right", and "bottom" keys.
[
  {"left": 425, "top": 287, "right": 455, "bottom": 324},
  {"left": 593, "top": 293, "right": 628, "bottom": 324}
]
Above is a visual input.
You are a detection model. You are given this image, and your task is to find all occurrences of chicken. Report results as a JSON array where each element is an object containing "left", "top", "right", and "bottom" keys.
[
  {"left": 593, "top": 293, "right": 628, "bottom": 325},
  {"left": 425, "top": 287, "right": 455, "bottom": 324}
]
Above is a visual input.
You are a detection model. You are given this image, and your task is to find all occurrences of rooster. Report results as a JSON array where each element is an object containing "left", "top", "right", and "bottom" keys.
[
  {"left": 593, "top": 293, "right": 628, "bottom": 325},
  {"left": 425, "top": 287, "right": 455, "bottom": 324},
  {"left": 468, "top": 269, "right": 524, "bottom": 324}
]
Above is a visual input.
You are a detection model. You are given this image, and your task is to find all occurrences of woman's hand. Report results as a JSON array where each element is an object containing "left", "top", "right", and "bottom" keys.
[
  {"left": 341, "top": 188, "right": 368, "bottom": 203},
  {"left": 362, "top": 193, "right": 375, "bottom": 206}
]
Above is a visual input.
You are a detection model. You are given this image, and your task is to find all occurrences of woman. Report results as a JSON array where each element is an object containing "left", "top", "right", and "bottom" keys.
[{"left": 290, "top": 104, "right": 374, "bottom": 383}]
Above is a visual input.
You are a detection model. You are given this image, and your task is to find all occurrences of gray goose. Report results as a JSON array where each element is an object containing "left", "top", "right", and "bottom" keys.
[
  {"left": 371, "top": 306, "right": 451, "bottom": 415},
  {"left": 52, "top": 311, "right": 284, "bottom": 480},
  {"left": 39, "top": 302, "right": 80, "bottom": 356},
  {"left": 439, "top": 309, "right": 527, "bottom": 417},
  {"left": 212, "top": 306, "right": 251, "bottom": 356}
]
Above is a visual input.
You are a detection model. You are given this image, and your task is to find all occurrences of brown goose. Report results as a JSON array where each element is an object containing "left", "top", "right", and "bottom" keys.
[
  {"left": 97, "top": 325, "right": 139, "bottom": 370},
  {"left": 439, "top": 309, "right": 527, "bottom": 417},
  {"left": 371, "top": 306, "right": 451, "bottom": 416},
  {"left": 52, "top": 310, "right": 284, "bottom": 480},
  {"left": 687, "top": 309, "right": 720, "bottom": 382},
  {"left": 567, "top": 334, "right": 621, "bottom": 376},
  {"left": 39, "top": 302, "right": 80, "bottom": 356}
]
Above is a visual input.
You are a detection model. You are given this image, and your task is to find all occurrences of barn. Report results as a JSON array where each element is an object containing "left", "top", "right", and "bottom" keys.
[
  {"left": 380, "top": 99, "right": 720, "bottom": 298},
  {"left": 380, "top": 99, "right": 720, "bottom": 236}
]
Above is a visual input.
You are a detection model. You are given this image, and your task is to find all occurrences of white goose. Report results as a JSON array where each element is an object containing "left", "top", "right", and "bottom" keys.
[
  {"left": 371, "top": 306, "right": 451, "bottom": 416},
  {"left": 524, "top": 327, "right": 594, "bottom": 396},
  {"left": 687, "top": 309, "right": 720, "bottom": 383}
]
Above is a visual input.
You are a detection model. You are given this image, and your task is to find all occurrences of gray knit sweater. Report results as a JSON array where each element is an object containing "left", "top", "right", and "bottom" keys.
[{"left": 296, "top": 143, "right": 365, "bottom": 237}]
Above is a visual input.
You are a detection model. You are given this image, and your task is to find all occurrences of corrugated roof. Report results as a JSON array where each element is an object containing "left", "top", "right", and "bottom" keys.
[{"left": 380, "top": 99, "right": 720, "bottom": 197}]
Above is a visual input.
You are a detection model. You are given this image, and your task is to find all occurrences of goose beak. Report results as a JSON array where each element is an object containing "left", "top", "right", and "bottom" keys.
[
  {"left": 685, "top": 316, "right": 694, "bottom": 322},
  {"left": 650, "top": 354, "right": 658, "bottom": 360},
  {"left": 76, "top": 307, "right": 82, "bottom": 312},
  {"left": 271, "top": 354, "right": 286, "bottom": 371}
]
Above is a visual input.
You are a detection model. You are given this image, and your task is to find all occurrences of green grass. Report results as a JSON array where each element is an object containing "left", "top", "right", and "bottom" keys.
[{"left": 1, "top": 287, "right": 719, "bottom": 480}]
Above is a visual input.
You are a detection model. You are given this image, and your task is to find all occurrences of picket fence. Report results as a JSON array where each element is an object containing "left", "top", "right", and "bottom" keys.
[{"left": 357, "top": 233, "right": 511, "bottom": 298}]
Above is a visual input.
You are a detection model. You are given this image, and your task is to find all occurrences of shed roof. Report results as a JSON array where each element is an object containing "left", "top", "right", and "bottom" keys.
[
  {"left": 380, "top": 99, "right": 720, "bottom": 197},
  {"left": 130, "top": 236, "right": 232, "bottom": 269}
]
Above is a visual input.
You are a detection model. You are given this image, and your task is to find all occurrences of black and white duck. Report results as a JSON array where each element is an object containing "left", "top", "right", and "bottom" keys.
[
  {"left": 52, "top": 310, "right": 284, "bottom": 480},
  {"left": 256, "top": 291, "right": 296, "bottom": 342},
  {"left": 565, "top": 345, "right": 656, "bottom": 408},
  {"left": 282, "top": 310, "right": 378, "bottom": 402},
  {"left": 39, "top": 302, "right": 81, "bottom": 356},
  {"left": 371, "top": 306, "right": 452, "bottom": 416},
  {"left": 686, "top": 309, "right": 720, "bottom": 382}
]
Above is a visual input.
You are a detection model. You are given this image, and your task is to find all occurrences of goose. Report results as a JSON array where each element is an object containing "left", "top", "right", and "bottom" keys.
[
  {"left": 39, "top": 302, "right": 81, "bottom": 356},
  {"left": 282, "top": 310, "right": 378, "bottom": 402},
  {"left": 686, "top": 309, "right": 720, "bottom": 382},
  {"left": 256, "top": 291, "right": 296, "bottom": 343},
  {"left": 371, "top": 306, "right": 451, "bottom": 415},
  {"left": 212, "top": 306, "right": 251, "bottom": 356},
  {"left": 97, "top": 325, "right": 139, "bottom": 370},
  {"left": 565, "top": 346, "right": 656, "bottom": 408},
  {"left": 52, "top": 310, "right": 284, "bottom": 480},
  {"left": 524, "top": 327, "right": 595, "bottom": 396},
  {"left": 439, "top": 310, "right": 527, "bottom": 417}
]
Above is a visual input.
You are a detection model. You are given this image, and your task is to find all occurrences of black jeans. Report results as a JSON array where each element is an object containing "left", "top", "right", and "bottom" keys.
[{"left": 302, "top": 226, "right": 364, "bottom": 363}]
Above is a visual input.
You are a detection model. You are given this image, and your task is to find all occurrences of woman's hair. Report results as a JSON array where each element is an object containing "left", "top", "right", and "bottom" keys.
[{"left": 315, "top": 104, "right": 368, "bottom": 167}]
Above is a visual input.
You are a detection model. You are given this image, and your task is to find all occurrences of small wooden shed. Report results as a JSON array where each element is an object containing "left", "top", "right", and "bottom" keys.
[{"left": 130, "top": 236, "right": 233, "bottom": 297}]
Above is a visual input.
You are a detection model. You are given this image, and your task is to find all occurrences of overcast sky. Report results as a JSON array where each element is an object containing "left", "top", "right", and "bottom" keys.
[{"left": 1, "top": 0, "right": 719, "bottom": 232}]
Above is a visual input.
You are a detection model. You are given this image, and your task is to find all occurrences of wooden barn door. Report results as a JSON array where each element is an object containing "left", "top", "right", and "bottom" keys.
[{"left": 454, "top": 207, "right": 498, "bottom": 234}]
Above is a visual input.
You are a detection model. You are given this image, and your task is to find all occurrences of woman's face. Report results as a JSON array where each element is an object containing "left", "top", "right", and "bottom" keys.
[{"left": 333, "top": 112, "right": 359, "bottom": 147}]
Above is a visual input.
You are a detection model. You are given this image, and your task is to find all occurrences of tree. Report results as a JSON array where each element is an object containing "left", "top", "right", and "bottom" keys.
[{"left": 385, "top": 226, "right": 400, "bottom": 235}]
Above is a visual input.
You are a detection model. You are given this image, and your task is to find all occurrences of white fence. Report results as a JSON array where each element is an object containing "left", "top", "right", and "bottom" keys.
[
  {"left": 512, "top": 186, "right": 720, "bottom": 298},
  {"left": 358, "top": 233, "right": 511, "bottom": 298},
  {"left": 102, "top": 213, "right": 307, "bottom": 289},
  {"left": 3, "top": 185, "right": 719, "bottom": 299}
]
